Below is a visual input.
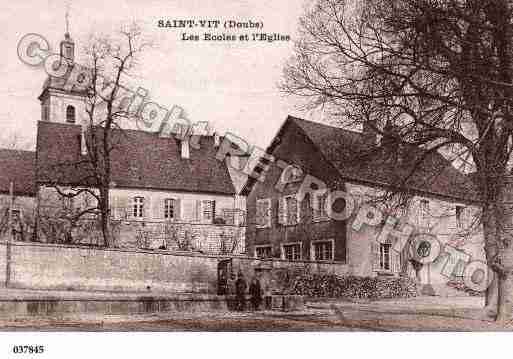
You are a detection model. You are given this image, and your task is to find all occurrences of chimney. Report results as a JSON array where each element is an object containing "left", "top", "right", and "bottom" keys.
[
  {"left": 214, "top": 132, "right": 220, "bottom": 147},
  {"left": 362, "top": 120, "right": 377, "bottom": 147},
  {"left": 181, "top": 138, "right": 190, "bottom": 159}
]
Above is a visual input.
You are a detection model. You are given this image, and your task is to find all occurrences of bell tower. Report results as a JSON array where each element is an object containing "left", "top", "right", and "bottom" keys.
[
  {"left": 38, "top": 7, "right": 86, "bottom": 126},
  {"left": 60, "top": 10, "right": 75, "bottom": 63}
]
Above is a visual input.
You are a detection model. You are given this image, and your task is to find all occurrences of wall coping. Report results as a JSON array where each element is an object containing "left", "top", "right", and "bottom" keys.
[{"left": 0, "top": 240, "right": 348, "bottom": 267}]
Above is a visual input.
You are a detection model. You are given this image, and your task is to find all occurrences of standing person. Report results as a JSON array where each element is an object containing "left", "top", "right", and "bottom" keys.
[
  {"left": 235, "top": 271, "right": 247, "bottom": 311},
  {"left": 226, "top": 273, "right": 236, "bottom": 311},
  {"left": 249, "top": 275, "right": 262, "bottom": 311}
]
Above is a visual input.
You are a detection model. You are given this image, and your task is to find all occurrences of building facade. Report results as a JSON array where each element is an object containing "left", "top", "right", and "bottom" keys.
[
  {"left": 0, "top": 149, "right": 37, "bottom": 241},
  {"left": 0, "top": 30, "right": 246, "bottom": 254},
  {"left": 242, "top": 116, "right": 484, "bottom": 293}
]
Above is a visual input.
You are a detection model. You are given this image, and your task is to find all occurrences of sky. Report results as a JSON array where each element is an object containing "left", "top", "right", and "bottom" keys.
[{"left": 0, "top": 0, "right": 318, "bottom": 150}]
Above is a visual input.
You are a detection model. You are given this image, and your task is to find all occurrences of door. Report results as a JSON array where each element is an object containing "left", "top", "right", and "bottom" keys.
[{"left": 217, "top": 259, "right": 233, "bottom": 295}]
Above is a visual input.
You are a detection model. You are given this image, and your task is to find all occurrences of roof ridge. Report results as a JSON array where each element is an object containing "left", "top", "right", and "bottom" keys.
[{"left": 288, "top": 115, "right": 364, "bottom": 137}]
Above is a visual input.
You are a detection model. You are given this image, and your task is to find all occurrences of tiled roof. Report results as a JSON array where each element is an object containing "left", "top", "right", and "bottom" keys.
[
  {"left": 0, "top": 149, "right": 36, "bottom": 196},
  {"left": 36, "top": 121, "right": 236, "bottom": 195},
  {"left": 38, "top": 75, "right": 89, "bottom": 101},
  {"left": 290, "top": 116, "right": 478, "bottom": 202},
  {"left": 242, "top": 115, "right": 478, "bottom": 203}
]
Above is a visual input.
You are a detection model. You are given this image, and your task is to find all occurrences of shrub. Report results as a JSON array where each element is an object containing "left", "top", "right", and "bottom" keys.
[{"left": 290, "top": 273, "right": 417, "bottom": 300}]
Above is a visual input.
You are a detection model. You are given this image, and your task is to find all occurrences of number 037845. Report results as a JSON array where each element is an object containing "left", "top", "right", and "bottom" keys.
[{"left": 12, "top": 345, "right": 45, "bottom": 354}]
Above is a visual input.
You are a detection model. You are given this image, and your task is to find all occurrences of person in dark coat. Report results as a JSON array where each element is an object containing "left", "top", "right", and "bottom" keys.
[
  {"left": 226, "top": 274, "right": 236, "bottom": 311},
  {"left": 235, "top": 271, "right": 247, "bottom": 311},
  {"left": 249, "top": 275, "right": 262, "bottom": 311}
]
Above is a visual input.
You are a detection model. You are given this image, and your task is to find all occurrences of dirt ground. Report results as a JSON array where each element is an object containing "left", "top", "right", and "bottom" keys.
[{"left": 1, "top": 296, "right": 512, "bottom": 331}]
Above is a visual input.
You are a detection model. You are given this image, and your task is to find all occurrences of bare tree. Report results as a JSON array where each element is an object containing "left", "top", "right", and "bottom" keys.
[
  {"left": 219, "top": 227, "right": 244, "bottom": 255},
  {"left": 44, "top": 22, "right": 151, "bottom": 247},
  {"left": 163, "top": 222, "right": 193, "bottom": 251},
  {"left": 282, "top": 0, "right": 513, "bottom": 321}
]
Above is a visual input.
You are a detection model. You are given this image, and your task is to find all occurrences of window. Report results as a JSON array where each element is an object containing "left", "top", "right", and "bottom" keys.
[
  {"left": 255, "top": 245, "right": 272, "bottom": 259},
  {"left": 164, "top": 198, "right": 175, "bottom": 219},
  {"left": 379, "top": 243, "right": 391, "bottom": 271},
  {"left": 313, "top": 191, "right": 329, "bottom": 221},
  {"left": 256, "top": 198, "right": 271, "bottom": 228},
  {"left": 66, "top": 105, "right": 76, "bottom": 123},
  {"left": 279, "top": 195, "right": 299, "bottom": 226},
  {"left": 202, "top": 200, "right": 216, "bottom": 222},
  {"left": 312, "top": 240, "right": 334, "bottom": 261},
  {"left": 280, "top": 165, "right": 303, "bottom": 184},
  {"left": 133, "top": 197, "right": 144, "bottom": 218},
  {"left": 62, "top": 197, "right": 74, "bottom": 211},
  {"left": 282, "top": 243, "right": 301, "bottom": 261},
  {"left": 42, "top": 106, "right": 49, "bottom": 122},
  {"left": 10, "top": 209, "right": 21, "bottom": 221},
  {"left": 420, "top": 199, "right": 429, "bottom": 217},
  {"left": 455, "top": 205, "right": 464, "bottom": 228}
]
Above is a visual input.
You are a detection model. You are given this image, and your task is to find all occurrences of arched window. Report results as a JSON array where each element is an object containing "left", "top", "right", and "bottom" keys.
[{"left": 66, "top": 105, "right": 75, "bottom": 123}]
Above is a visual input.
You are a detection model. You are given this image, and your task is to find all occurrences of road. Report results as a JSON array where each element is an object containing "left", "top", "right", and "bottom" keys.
[
  {"left": 2, "top": 297, "right": 512, "bottom": 331},
  {"left": 0, "top": 310, "right": 373, "bottom": 331}
]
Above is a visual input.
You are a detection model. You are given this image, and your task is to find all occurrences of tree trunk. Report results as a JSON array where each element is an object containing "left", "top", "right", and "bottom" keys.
[
  {"left": 100, "top": 187, "right": 112, "bottom": 247},
  {"left": 497, "top": 272, "right": 513, "bottom": 322},
  {"left": 482, "top": 206, "right": 499, "bottom": 315},
  {"left": 495, "top": 175, "right": 513, "bottom": 322}
]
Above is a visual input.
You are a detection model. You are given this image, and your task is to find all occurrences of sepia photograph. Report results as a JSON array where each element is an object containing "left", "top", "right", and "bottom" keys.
[{"left": 1, "top": 0, "right": 513, "bottom": 357}]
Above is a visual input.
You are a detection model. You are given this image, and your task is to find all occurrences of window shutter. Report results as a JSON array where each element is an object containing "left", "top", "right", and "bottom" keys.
[
  {"left": 195, "top": 200, "right": 202, "bottom": 221},
  {"left": 313, "top": 195, "right": 320, "bottom": 220},
  {"left": 321, "top": 192, "right": 329, "bottom": 218},
  {"left": 278, "top": 197, "right": 286, "bottom": 225},
  {"left": 392, "top": 250, "right": 401, "bottom": 273},
  {"left": 152, "top": 197, "right": 162, "bottom": 220},
  {"left": 291, "top": 196, "right": 299, "bottom": 224},
  {"left": 264, "top": 199, "right": 271, "bottom": 227},
  {"left": 463, "top": 206, "right": 472, "bottom": 226},
  {"left": 117, "top": 195, "right": 129, "bottom": 219},
  {"left": 371, "top": 242, "right": 380, "bottom": 272},
  {"left": 256, "top": 200, "right": 264, "bottom": 227},
  {"left": 111, "top": 195, "right": 118, "bottom": 219},
  {"left": 143, "top": 197, "right": 150, "bottom": 219},
  {"left": 175, "top": 199, "right": 182, "bottom": 221}
]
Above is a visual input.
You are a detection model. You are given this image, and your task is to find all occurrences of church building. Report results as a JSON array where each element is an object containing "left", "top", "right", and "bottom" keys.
[{"left": 1, "top": 28, "right": 247, "bottom": 253}]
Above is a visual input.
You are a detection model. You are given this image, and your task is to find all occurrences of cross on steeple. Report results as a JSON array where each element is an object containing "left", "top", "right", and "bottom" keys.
[
  {"left": 60, "top": 2, "right": 75, "bottom": 62},
  {"left": 65, "top": 3, "right": 70, "bottom": 36}
]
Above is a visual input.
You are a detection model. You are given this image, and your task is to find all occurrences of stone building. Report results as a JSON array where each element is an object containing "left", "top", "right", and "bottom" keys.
[
  {"left": 0, "top": 149, "right": 36, "bottom": 241},
  {"left": 0, "top": 30, "right": 247, "bottom": 254},
  {"left": 242, "top": 116, "right": 485, "bottom": 294}
]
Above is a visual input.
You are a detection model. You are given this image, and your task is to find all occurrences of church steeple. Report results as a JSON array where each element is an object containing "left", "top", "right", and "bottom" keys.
[
  {"left": 38, "top": 5, "right": 85, "bottom": 126},
  {"left": 60, "top": 8, "right": 74, "bottom": 62}
]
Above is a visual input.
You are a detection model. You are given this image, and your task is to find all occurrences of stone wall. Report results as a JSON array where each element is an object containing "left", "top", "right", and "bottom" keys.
[
  {"left": 1, "top": 241, "right": 219, "bottom": 293},
  {"left": 0, "top": 241, "right": 348, "bottom": 294}
]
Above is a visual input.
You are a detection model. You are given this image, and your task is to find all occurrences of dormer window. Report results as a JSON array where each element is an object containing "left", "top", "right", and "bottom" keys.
[
  {"left": 66, "top": 105, "right": 76, "bottom": 123},
  {"left": 280, "top": 164, "right": 303, "bottom": 184}
]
